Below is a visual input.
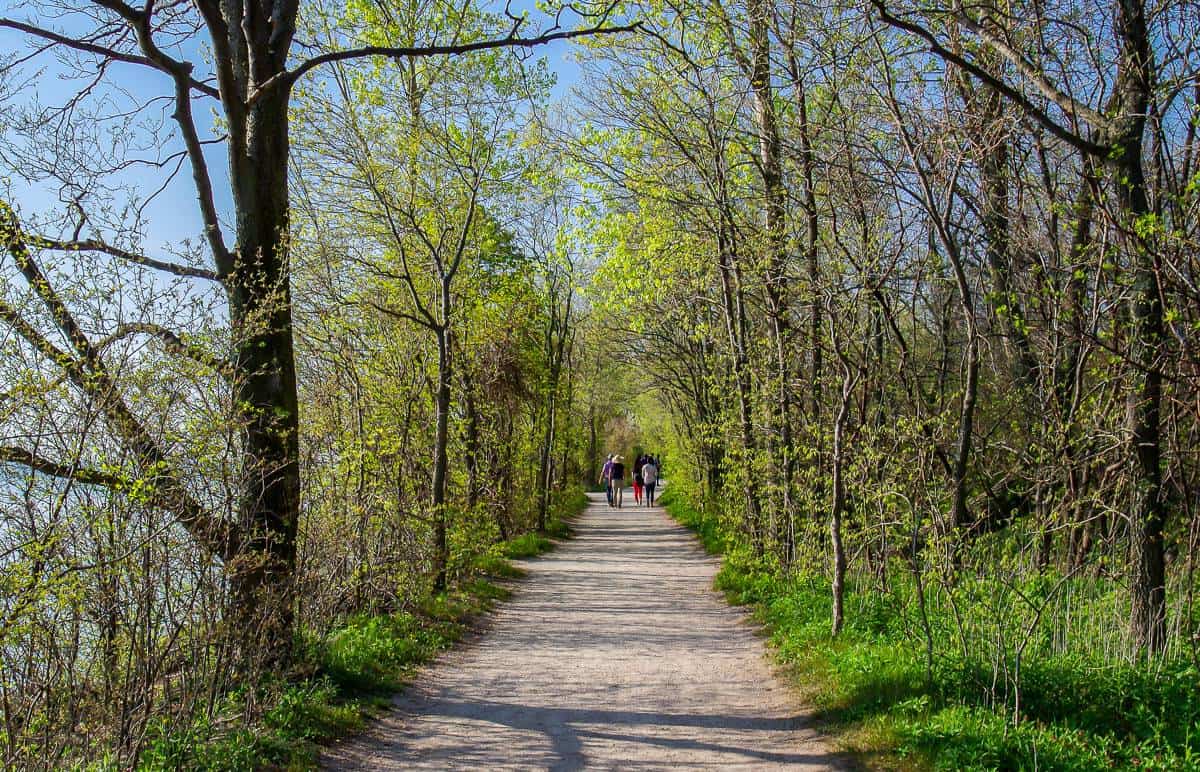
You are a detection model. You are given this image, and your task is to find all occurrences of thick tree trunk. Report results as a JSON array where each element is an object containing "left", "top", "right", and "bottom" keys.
[
  {"left": 1108, "top": 3, "right": 1166, "bottom": 653},
  {"left": 223, "top": 79, "right": 301, "bottom": 666},
  {"left": 1105, "top": 0, "right": 1165, "bottom": 656}
]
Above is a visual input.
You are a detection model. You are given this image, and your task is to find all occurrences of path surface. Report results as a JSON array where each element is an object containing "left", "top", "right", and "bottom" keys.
[{"left": 322, "top": 492, "right": 845, "bottom": 770}]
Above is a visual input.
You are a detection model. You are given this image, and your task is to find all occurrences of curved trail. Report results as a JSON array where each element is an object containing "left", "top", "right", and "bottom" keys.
[{"left": 322, "top": 491, "right": 845, "bottom": 770}]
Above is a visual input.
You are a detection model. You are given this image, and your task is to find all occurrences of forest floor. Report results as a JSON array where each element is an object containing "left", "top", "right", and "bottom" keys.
[{"left": 319, "top": 491, "right": 847, "bottom": 770}]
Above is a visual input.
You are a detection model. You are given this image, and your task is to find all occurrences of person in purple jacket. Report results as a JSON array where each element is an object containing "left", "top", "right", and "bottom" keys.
[{"left": 599, "top": 454, "right": 614, "bottom": 505}]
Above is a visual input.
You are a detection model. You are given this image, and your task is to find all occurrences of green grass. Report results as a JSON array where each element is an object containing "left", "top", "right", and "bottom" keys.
[
  {"left": 664, "top": 490, "right": 1200, "bottom": 771},
  {"left": 503, "top": 531, "right": 554, "bottom": 559},
  {"left": 659, "top": 487, "right": 725, "bottom": 553},
  {"left": 135, "top": 488, "right": 589, "bottom": 771}
]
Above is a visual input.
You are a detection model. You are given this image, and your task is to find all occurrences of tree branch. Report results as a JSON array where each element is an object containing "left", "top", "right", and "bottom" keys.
[
  {"left": 96, "top": 322, "right": 233, "bottom": 377},
  {"left": 951, "top": 9, "right": 1110, "bottom": 130},
  {"left": 365, "top": 299, "right": 438, "bottom": 330},
  {"left": 168, "top": 71, "right": 234, "bottom": 275},
  {"left": 253, "top": 20, "right": 643, "bottom": 104},
  {"left": 0, "top": 17, "right": 220, "bottom": 99},
  {"left": 0, "top": 445, "right": 127, "bottom": 488},
  {"left": 28, "top": 235, "right": 220, "bottom": 281},
  {"left": 1, "top": 202, "right": 239, "bottom": 560},
  {"left": 870, "top": 1, "right": 1106, "bottom": 157}
]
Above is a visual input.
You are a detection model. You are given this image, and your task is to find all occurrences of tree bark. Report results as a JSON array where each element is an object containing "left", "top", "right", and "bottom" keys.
[
  {"left": 747, "top": 0, "right": 794, "bottom": 556},
  {"left": 223, "top": 78, "right": 302, "bottom": 666},
  {"left": 830, "top": 362, "right": 853, "bottom": 636},
  {"left": 463, "top": 368, "right": 481, "bottom": 510},
  {"left": 432, "top": 324, "right": 452, "bottom": 592},
  {"left": 1108, "top": 0, "right": 1165, "bottom": 655}
]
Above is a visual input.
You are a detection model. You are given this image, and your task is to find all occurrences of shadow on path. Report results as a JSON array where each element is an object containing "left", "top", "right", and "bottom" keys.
[{"left": 322, "top": 493, "right": 847, "bottom": 770}]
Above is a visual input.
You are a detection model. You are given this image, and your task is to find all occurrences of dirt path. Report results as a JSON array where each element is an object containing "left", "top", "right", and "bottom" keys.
[{"left": 321, "top": 491, "right": 846, "bottom": 770}]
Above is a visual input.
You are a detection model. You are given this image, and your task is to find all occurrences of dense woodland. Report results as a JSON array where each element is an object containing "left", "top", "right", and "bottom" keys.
[{"left": 1, "top": 0, "right": 1198, "bottom": 766}]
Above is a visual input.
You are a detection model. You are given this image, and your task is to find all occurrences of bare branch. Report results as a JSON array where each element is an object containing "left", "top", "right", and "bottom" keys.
[
  {"left": 254, "top": 20, "right": 643, "bottom": 104},
  {"left": 0, "top": 17, "right": 220, "bottom": 98},
  {"left": 870, "top": 1, "right": 1107, "bottom": 157},
  {"left": 95, "top": 322, "right": 233, "bottom": 377},
  {"left": 365, "top": 299, "right": 438, "bottom": 330},
  {"left": 28, "top": 235, "right": 220, "bottom": 281},
  {"left": 169, "top": 72, "right": 234, "bottom": 275},
  {"left": 0, "top": 445, "right": 127, "bottom": 488},
  {"left": 951, "top": 9, "right": 1111, "bottom": 130}
]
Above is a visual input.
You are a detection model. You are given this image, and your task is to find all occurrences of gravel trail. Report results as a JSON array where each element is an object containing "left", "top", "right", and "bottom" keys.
[{"left": 321, "top": 491, "right": 846, "bottom": 770}]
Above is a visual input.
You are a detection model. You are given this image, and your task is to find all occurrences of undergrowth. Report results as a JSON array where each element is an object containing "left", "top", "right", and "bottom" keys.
[
  {"left": 661, "top": 488, "right": 1200, "bottom": 771},
  {"left": 131, "top": 490, "right": 585, "bottom": 771}
]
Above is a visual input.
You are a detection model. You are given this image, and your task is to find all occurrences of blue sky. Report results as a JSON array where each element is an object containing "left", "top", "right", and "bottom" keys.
[{"left": 1, "top": 0, "right": 585, "bottom": 259}]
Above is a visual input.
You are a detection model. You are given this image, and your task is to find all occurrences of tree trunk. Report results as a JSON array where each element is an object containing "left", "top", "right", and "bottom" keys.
[
  {"left": 537, "top": 389, "right": 556, "bottom": 532},
  {"left": 558, "top": 361, "right": 575, "bottom": 490},
  {"left": 978, "top": 124, "right": 1038, "bottom": 390},
  {"left": 538, "top": 294, "right": 570, "bottom": 531},
  {"left": 464, "top": 370, "right": 481, "bottom": 510},
  {"left": 221, "top": 76, "right": 301, "bottom": 666},
  {"left": 788, "top": 57, "right": 822, "bottom": 426},
  {"left": 748, "top": 0, "right": 793, "bottom": 557},
  {"left": 951, "top": 38, "right": 1039, "bottom": 393},
  {"left": 431, "top": 325, "right": 452, "bottom": 592},
  {"left": 830, "top": 363, "right": 853, "bottom": 636},
  {"left": 716, "top": 223, "right": 764, "bottom": 549},
  {"left": 587, "top": 402, "right": 598, "bottom": 486},
  {"left": 1108, "top": 0, "right": 1164, "bottom": 654}
]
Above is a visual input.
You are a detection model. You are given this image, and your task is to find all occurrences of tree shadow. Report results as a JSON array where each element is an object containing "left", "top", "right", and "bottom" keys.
[{"left": 333, "top": 691, "right": 852, "bottom": 769}]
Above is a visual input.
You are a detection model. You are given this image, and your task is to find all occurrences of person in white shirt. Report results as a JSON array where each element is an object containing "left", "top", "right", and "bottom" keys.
[{"left": 641, "top": 458, "right": 658, "bottom": 507}]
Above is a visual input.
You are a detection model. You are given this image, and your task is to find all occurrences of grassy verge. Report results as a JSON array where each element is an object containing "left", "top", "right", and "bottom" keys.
[
  {"left": 661, "top": 488, "right": 1200, "bottom": 772},
  {"left": 135, "top": 489, "right": 587, "bottom": 771}
]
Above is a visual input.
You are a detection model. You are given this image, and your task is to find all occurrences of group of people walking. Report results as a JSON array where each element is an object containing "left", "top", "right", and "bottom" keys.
[{"left": 598, "top": 453, "right": 661, "bottom": 508}]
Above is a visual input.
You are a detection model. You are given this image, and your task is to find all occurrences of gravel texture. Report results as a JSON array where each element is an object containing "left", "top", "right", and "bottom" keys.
[{"left": 321, "top": 491, "right": 846, "bottom": 770}]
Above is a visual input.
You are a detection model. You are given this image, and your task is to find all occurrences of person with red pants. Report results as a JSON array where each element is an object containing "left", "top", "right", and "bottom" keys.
[{"left": 632, "top": 454, "right": 646, "bottom": 505}]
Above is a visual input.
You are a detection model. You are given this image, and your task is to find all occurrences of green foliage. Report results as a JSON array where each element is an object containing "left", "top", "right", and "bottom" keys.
[
  {"left": 665, "top": 492, "right": 1200, "bottom": 771},
  {"left": 499, "top": 488, "right": 584, "bottom": 557}
]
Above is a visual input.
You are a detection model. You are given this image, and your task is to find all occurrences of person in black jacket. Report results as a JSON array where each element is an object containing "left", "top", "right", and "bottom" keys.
[{"left": 609, "top": 455, "right": 626, "bottom": 508}]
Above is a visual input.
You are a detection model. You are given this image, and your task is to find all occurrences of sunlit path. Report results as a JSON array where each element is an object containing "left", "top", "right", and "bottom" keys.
[{"left": 321, "top": 491, "right": 844, "bottom": 770}]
